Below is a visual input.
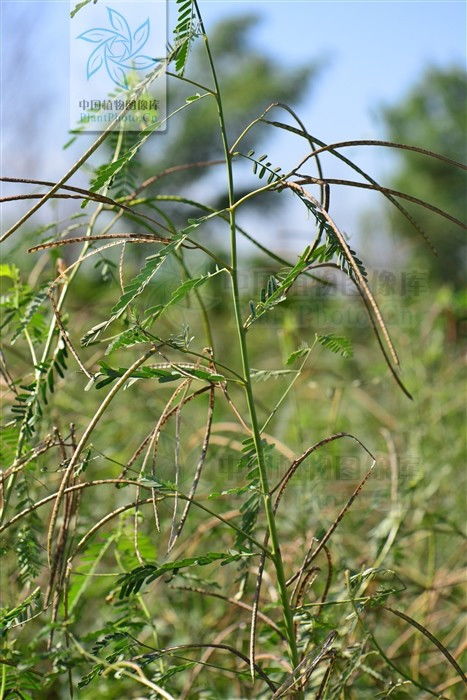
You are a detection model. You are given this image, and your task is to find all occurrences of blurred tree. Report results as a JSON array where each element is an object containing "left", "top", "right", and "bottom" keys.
[{"left": 381, "top": 66, "right": 467, "bottom": 289}]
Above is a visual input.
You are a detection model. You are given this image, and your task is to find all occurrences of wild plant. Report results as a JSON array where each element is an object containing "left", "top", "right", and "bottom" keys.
[{"left": 1, "top": 1, "right": 466, "bottom": 697}]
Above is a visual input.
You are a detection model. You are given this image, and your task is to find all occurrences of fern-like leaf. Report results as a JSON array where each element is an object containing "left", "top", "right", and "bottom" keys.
[
  {"left": 11, "top": 288, "right": 48, "bottom": 344},
  {"left": 242, "top": 149, "right": 284, "bottom": 185},
  {"left": 91, "top": 361, "right": 224, "bottom": 390},
  {"left": 250, "top": 368, "right": 298, "bottom": 382},
  {"left": 0, "top": 588, "right": 42, "bottom": 632},
  {"left": 316, "top": 333, "right": 353, "bottom": 358},
  {"left": 143, "top": 267, "right": 226, "bottom": 325},
  {"left": 174, "top": 0, "right": 195, "bottom": 76},
  {"left": 245, "top": 249, "right": 310, "bottom": 328},
  {"left": 118, "top": 551, "right": 246, "bottom": 597}
]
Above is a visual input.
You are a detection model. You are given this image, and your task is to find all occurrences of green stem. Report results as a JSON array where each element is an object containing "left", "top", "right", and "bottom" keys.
[
  {"left": 0, "top": 656, "right": 6, "bottom": 700},
  {"left": 261, "top": 346, "right": 313, "bottom": 433},
  {"left": 193, "top": 1, "right": 300, "bottom": 679}
]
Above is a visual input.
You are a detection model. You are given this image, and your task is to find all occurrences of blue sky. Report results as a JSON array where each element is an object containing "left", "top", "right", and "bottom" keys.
[
  {"left": 202, "top": 0, "right": 465, "bottom": 141},
  {"left": 1, "top": 0, "right": 465, "bottom": 248}
]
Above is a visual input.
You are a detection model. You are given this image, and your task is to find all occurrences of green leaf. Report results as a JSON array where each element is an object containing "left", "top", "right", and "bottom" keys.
[
  {"left": 154, "top": 663, "right": 196, "bottom": 683},
  {"left": 89, "top": 121, "right": 161, "bottom": 195},
  {"left": 81, "top": 320, "right": 108, "bottom": 347},
  {"left": 245, "top": 250, "right": 310, "bottom": 328},
  {"left": 105, "top": 327, "right": 149, "bottom": 355},
  {"left": 245, "top": 151, "right": 282, "bottom": 184},
  {"left": 250, "top": 368, "right": 298, "bottom": 382},
  {"left": 316, "top": 333, "right": 353, "bottom": 358},
  {"left": 110, "top": 223, "right": 201, "bottom": 320},
  {"left": 292, "top": 192, "right": 368, "bottom": 281},
  {"left": 0, "top": 263, "right": 20, "bottom": 280},
  {"left": 118, "top": 551, "right": 245, "bottom": 597},
  {"left": 68, "top": 537, "right": 115, "bottom": 613},
  {"left": 0, "top": 588, "right": 42, "bottom": 632},
  {"left": 175, "top": 366, "right": 223, "bottom": 381},
  {"left": 174, "top": 0, "right": 195, "bottom": 76},
  {"left": 82, "top": 219, "right": 208, "bottom": 347},
  {"left": 286, "top": 345, "right": 311, "bottom": 365},
  {"left": 144, "top": 268, "right": 226, "bottom": 324},
  {"left": 93, "top": 361, "right": 224, "bottom": 389},
  {"left": 70, "top": 0, "right": 95, "bottom": 18},
  {"left": 11, "top": 289, "right": 48, "bottom": 344}
]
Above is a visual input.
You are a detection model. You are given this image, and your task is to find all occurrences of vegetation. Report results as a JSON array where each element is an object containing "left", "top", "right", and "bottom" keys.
[
  {"left": 1, "top": 2, "right": 465, "bottom": 698},
  {"left": 381, "top": 66, "right": 467, "bottom": 290}
]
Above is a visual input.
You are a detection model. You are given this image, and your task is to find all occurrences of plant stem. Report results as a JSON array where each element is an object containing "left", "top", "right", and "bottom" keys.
[
  {"left": 0, "top": 132, "right": 127, "bottom": 527},
  {"left": 0, "top": 656, "right": 6, "bottom": 700},
  {"left": 193, "top": 1, "right": 300, "bottom": 680}
]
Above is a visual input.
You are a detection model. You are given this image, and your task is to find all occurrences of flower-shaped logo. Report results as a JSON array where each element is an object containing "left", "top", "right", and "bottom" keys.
[{"left": 77, "top": 7, "right": 158, "bottom": 89}]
